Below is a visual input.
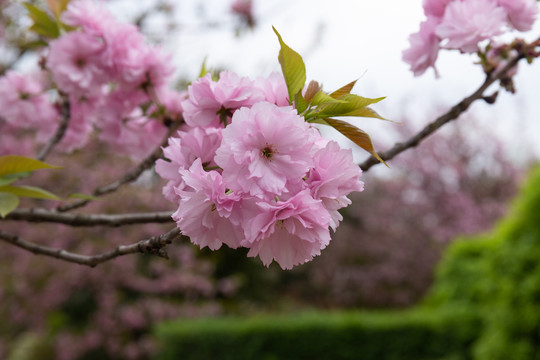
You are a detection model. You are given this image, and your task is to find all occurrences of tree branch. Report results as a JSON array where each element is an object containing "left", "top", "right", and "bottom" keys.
[
  {"left": 57, "top": 120, "right": 182, "bottom": 212},
  {"left": 36, "top": 95, "right": 70, "bottom": 161},
  {"left": 0, "top": 228, "right": 183, "bottom": 267},
  {"left": 360, "top": 44, "right": 530, "bottom": 173},
  {"left": 4, "top": 208, "right": 174, "bottom": 226}
]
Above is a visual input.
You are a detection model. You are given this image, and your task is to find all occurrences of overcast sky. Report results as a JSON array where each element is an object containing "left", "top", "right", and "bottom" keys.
[{"left": 114, "top": 0, "right": 540, "bottom": 163}]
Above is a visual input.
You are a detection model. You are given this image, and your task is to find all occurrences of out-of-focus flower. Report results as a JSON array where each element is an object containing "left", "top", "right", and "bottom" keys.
[
  {"left": 402, "top": 16, "right": 441, "bottom": 76},
  {"left": 436, "top": 0, "right": 507, "bottom": 53},
  {"left": 498, "top": 0, "right": 539, "bottom": 31}
]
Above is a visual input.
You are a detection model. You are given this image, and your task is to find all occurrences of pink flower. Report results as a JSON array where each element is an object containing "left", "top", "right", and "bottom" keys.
[
  {"left": 242, "top": 189, "right": 332, "bottom": 270},
  {"left": 47, "top": 32, "right": 107, "bottom": 96},
  {"left": 231, "top": 0, "right": 252, "bottom": 17},
  {"left": 498, "top": 0, "right": 539, "bottom": 31},
  {"left": 215, "top": 102, "right": 315, "bottom": 197},
  {"left": 423, "top": 0, "right": 454, "bottom": 18},
  {"left": 435, "top": 0, "right": 507, "bottom": 53},
  {"left": 173, "top": 159, "right": 244, "bottom": 250},
  {"left": 56, "top": 96, "right": 95, "bottom": 152},
  {"left": 182, "top": 71, "right": 264, "bottom": 127},
  {"left": 156, "top": 126, "right": 223, "bottom": 202},
  {"left": 254, "top": 72, "right": 290, "bottom": 106},
  {"left": 306, "top": 141, "right": 364, "bottom": 230},
  {"left": 0, "top": 71, "right": 58, "bottom": 138},
  {"left": 402, "top": 16, "right": 441, "bottom": 76},
  {"left": 102, "top": 111, "right": 167, "bottom": 159},
  {"left": 62, "top": 0, "right": 116, "bottom": 37},
  {"left": 156, "top": 88, "right": 187, "bottom": 118}
]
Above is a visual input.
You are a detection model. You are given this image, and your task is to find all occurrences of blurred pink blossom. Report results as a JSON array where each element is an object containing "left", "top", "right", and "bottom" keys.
[
  {"left": 436, "top": 0, "right": 507, "bottom": 53},
  {"left": 402, "top": 16, "right": 441, "bottom": 76},
  {"left": 498, "top": 0, "right": 539, "bottom": 31}
]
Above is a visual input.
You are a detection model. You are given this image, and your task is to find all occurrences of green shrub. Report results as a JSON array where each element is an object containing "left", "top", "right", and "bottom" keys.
[
  {"left": 154, "top": 308, "right": 480, "bottom": 360},
  {"left": 425, "top": 165, "right": 540, "bottom": 360}
]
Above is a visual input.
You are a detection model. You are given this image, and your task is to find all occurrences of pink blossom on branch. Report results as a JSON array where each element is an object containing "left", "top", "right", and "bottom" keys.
[
  {"left": 498, "top": 0, "right": 539, "bottom": 31},
  {"left": 156, "top": 126, "right": 223, "bottom": 202},
  {"left": 181, "top": 71, "right": 264, "bottom": 128},
  {"left": 306, "top": 141, "right": 364, "bottom": 230},
  {"left": 47, "top": 31, "right": 107, "bottom": 97},
  {"left": 215, "top": 102, "right": 315, "bottom": 197},
  {"left": 173, "top": 159, "right": 244, "bottom": 251},
  {"left": 243, "top": 189, "right": 332, "bottom": 270},
  {"left": 423, "top": 0, "right": 454, "bottom": 18},
  {"left": 402, "top": 16, "right": 441, "bottom": 76},
  {"left": 435, "top": 0, "right": 507, "bottom": 53}
]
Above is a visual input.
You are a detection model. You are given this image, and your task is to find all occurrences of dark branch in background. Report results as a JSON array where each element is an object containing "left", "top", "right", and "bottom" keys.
[
  {"left": 37, "top": 95, "right": 71, "bottom": 161},
  {"left": 57, "top": 119, "right": 182, "bottom": 212},
  {"left": 0, "top": 228, "right": 183, "bottom": 267},
  {"left": 5, "top": 208, "right": 174, "bottom": 226},
  {"left": 360, "top": 41, "right": 534, "bottom": 173}
]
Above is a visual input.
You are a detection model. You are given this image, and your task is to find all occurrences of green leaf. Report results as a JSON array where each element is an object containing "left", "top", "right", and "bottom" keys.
[
  {"left": 311, "top": 91, "right": 347, "bottom": 106},
  {"left": 0, "top": 192, "right": 19, "bottom": 217},
  {"left": 0, "top": 173, "right": 30, "bottom": 186},
  {"left": 23, "top": 3, "right": 61, "bottom": 38},
  {"left": 340, "top": 106, "right": 389, "bottom": 121},
  {"left": 0, "top": 155, "right": 62, "bottom": 177},
  {"left": 198, "top": 57, "right": 209, "bottom": 78},
  {"left": 294, "top": 91, "right": 308, "bottom": 114},
  {"left": 316, "top": 94, "right": 385, "bottom": 118},
  {"left": 330, "top": 80, "right": 358, "bottom": 99},
  {"left": 316, "top": 118, "right": 388, "bottom": 166},
  {"left": 67, "top": 193, "right": 100, "bottom": 200},
  {"left": 273, "top": 27, "right": 306, "bottom": 105},
  {"left": 0, "top": 185, "right": 61, "bottom": 200}
]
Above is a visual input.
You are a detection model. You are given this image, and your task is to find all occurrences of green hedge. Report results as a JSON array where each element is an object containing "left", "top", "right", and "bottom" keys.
[
  {"left": 154, "top": 308, "right": 480, "bottom": 360},
  {"left": 425, "top": 165, "right": 540, "bottom": 360}
]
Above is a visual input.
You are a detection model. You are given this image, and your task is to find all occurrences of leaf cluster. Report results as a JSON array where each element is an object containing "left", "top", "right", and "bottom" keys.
[
  {"left": 273, "top": 27, "right": 389, "bottom": 165},
  {"left": 22, "top": 0, "right": 72, "bottom": 41},
  {"left": 0, "top": 155, "right": 62, "bottom": 217}
]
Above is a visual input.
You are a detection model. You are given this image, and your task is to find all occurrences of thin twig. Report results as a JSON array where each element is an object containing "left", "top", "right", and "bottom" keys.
[
  {"left": 0, "top": 228, "right": 183, "bottom": 267},
  {"left": 57, "top": 120, "right": 182, "bottom": 212},
  {"left": 4, "top": 208, "right": 174, "bottom": 226},
  {"left": 360, "top": 46, "right": 529, "bottom": 173},
  {"left": 37, "top": 96, "right": 70, "bottom": 161}
]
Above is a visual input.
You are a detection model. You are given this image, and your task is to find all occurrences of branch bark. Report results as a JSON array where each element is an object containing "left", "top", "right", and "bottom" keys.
[
  {"left": 0, "top": 228, "right": 183, "bottom": 267},
  {"left": 4, "top": 208, "right": 174, "bottom": 226},
  {"left": 57, "top": 120, "right": 182, "bottom": 212},
  {"left": 36, "top": 95, "right": 70, "bottom": 161}
]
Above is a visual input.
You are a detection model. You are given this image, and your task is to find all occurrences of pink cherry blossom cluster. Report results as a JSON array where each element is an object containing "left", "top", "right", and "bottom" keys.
[
  {"left": 156, "top": 71, "right": 364, "bottom": 269},
  {"left": 0, "top": 0, "right": 184, "bottom": 157},
  {"left": 403, "top": 0, "right": 539, "bottom": 76}
]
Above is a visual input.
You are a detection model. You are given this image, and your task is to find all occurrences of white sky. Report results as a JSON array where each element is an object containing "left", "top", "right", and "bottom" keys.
[{"left": 110, "top": 0, "right": 540, "bottom": 164}]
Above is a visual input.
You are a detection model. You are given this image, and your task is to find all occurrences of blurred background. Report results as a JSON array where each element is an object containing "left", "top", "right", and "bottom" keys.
[{"left": 1, "top": 0, "right": 540, "bottom": 359}]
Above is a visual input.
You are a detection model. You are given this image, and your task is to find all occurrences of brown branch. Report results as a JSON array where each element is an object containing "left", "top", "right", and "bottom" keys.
[
  {"left": 57, "top": 120, "right": 182, "bottom": 212},
  {"left": 36, "top": 96, "right": 70, "bottom": 161},
  {"left": 360, "top": 44, "right": 530, "bottom": 173},
  {"left": 4, "top": 208, "right": 174, "bottom": 227},
  {"left": 0, "top": 228, "right": 183, "bottom": 267}
]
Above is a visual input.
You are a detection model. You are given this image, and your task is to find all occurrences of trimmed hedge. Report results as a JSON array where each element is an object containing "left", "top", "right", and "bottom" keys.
[{"left": 154, "top": 308, "right": 480, "bottom": 360}]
